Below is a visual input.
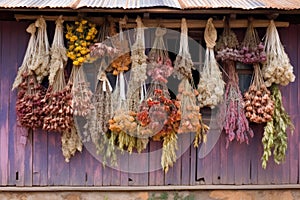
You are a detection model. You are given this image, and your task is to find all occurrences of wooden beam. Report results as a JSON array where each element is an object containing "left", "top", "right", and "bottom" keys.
[
  {"left": 1, "top": 184, "right": 300, "bottom": 191},
  {"left": 6, "top": 7, "right": 300, "bottom": 15},
  {"left": 14, "top": 14, "right": 289, "bottom": 28}
]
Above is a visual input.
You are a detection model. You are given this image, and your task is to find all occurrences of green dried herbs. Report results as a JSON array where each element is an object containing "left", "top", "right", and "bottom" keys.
[{"left": 261, "top": 84, "right": 294, "bottom": 169}]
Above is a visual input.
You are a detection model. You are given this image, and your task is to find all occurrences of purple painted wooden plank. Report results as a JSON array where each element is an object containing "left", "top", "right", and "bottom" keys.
[
  {"left": 256, "top": 124, "right": 269, "bottom": 184},
  {"left": 249, "top": 124, "right": 260, "bottom": 184},
  {"left": 83, "top": 148, "right": 97, "bottom": 186},
  {"left": 7, "top": 23, "right": 17, "bottom": 186},
  {"left": 165, "top": 134, "right": 182, "bottom": 186},
  {"left": 47, "top": 132, "right": 70, "bottom": 185},
  {"left": 219, "top": 132, "right": 228, "bottom": 184},
  {"left": 283, "top": 24, "right": 298, "bottom": 184},
  {"left": 93, "top": 157, "right": 103, "bottom": 186},
  {"left": 0, "top": 21, "right": 14, "bottom": 186},
  {"left": 233, "top": 140, "right": 246, "bottom": 185},
  {"left": 33, "top": 130, "right": 48, "bottom": 186},
  {"left": 110, "top": 151, "right": 121, "bottom": 186},
  {"left": 181, "top": 133, "right": 192, "bottom": 185},
  {"left": 190, "top": 139, "right": 196, "bottom": 185},
  {"left": 14, "top": 127, "right": 32, "bottom": 186},
  {"left": 102, "top": 166, "right": 113, "bottom": 186},
  {"left": 128, "top": 146, "right": 149, "bottom": 186},
  {"left": 69, "top": 146, "right": 85, "bottom": 186},
  {"left": 197, "top": 136, "right": 213, "bottom": 185},
  {"left": 288, "top": 115, "right": 300, "bottom": 184},
  {"left": 149, "top": 141, "right": 164, "bottom": 186},
  {"left": 120, "top": 152, "right": 129, "bottom": 186},
  {"left": 211, "top": 135, "right": 221, "bottom": 185}
]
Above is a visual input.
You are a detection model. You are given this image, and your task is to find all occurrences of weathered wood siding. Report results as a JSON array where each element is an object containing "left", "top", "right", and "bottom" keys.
[{"left": 0, "top": 21, "right": 299, "bottom": 186}]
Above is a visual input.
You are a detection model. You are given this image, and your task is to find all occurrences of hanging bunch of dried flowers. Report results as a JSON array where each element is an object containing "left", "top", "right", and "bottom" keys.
[
  {"left": 16, "top": 71, "right": 46, "bottom": 129},
  {"left": 177, "top": 79, "right": 209, "bottom": 147},
  {"left": 244, "top": 64, "right": 274, "bottom": 123},
  {"left": 65, "top": 19, "right": 97, "bottom": 66},
  {"left": 107, "top": 17, "right": 131, "bottom": 76},
  {"left": 215, "top": 18, "right": 240, "bottom": 62},
  {"left": 173, "top": 18, "right": 194, "bottom": 80},
  {"left": 218, "top": 62, "right": 254, "bottom": 148},
  {"left": 262, "top": 20, "right": 295, "bottom": 87},
  {"left": 198, "top": 18, "right": 225, "bottom": 108},
  {"left": 48, "top": 16, "right": 68, "bottom": 86},
  {"left": 238, "top": 20, "right": 266, "bottom": 64},
  {"left": 147, "top": 27, "right": 173, "bottom": 83},
  {"left": 14, "top": 23, "right": 46, "bottom": 130},
  {"left": 12, "top": 23, "right": 36, "bottom": 91},
  {"left": 127, "top": 16, "right": 148, "bottom": 112}
]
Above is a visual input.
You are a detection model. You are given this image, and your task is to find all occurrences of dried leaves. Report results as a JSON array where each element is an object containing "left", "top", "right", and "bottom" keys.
[{"left": 261, "top": 84, "right": 294, "bottom": 169}]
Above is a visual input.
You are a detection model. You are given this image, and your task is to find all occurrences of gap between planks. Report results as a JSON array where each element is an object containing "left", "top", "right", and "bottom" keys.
[{"left": 2, "top": 185, "right": 300, "bottom": 191}]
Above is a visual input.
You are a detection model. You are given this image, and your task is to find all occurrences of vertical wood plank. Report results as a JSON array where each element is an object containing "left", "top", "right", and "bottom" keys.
[
  {"left": 93, "top": 156, "right": 103, "bottom": 186},
  {"left": 83, "top": 148, "right": 96, "bottom": 186},
  {"left": 249, "top": 124, "right": 260, "bottom": 184},
  {"left": 0, "top": 21, "right": 9, "bottom": 186},
  {"left": 190, "top": 139, "right": 196, "bottom": 185},
  {"left": 165, "top": 135, "right": 181, "bottom": 186},
  {"left": 181, "top": 133, "right": 192, "bottom": 185},
  {"left": 219, "top": 132, "right": 227, "bottom": 184},
  {"left": 286, "top": 25, "right": 299, "bottom": 184},
  {"left": 120, "top": 152, "right": 129, "bottom": 186},
  {"left": 210, "top": 130, "right": 221, "bottom": 185},
  {"left": 149, "top": 141, "right": 164, "bottom": 186},
  {"left": 48, "top": 132, "right": 70, "bottom": 185},
  {"left": 33, "top": 130, "right": 48, "bottom": 186},
  {"left": 128, "top": 147, "right": 149, "bottom": 186},
  {"left": 69, "top": 146, "right": 85, "bottom": 186},
  {"left": 256, "top": 124, "right": 269, "bottom": 184},
  {"left": 197, "top": 135, "right": 213, "bottom": 185}
]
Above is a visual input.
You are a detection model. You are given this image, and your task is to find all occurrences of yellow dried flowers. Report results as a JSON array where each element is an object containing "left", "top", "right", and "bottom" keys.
[{"left": 66, "top": 19, "right": 98, "bottom": 66}]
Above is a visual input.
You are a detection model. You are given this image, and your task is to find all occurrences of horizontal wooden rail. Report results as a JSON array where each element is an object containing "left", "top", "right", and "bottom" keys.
[
  {"left": 14, "top": 14, "right": 289, "bottom": 28},
  {"left": 1, "top": 185, "right": 300, "bottom": 191}
]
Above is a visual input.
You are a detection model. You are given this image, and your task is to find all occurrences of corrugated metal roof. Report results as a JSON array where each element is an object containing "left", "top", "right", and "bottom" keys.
[{"left": 0, "top": 0, "right": 299, "bottom": 10}]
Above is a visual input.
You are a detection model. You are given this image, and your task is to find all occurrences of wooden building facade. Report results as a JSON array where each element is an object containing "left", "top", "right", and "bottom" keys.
[{"left": 0, "top": 5, "right": 300, "bottom": 188}]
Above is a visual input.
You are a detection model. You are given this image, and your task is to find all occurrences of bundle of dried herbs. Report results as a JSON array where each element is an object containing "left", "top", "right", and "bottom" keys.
[
  {"left": 218, "top": 62, "right": 254, "bottom": 148},
  {"left": 72, "top": 67, "right": 94, "bottom": 117},
  {"left": 108, "top": 17, "right": 131, "bottom": 75},
  {"left": 30, "top": 16, "right": 50, "bottom": 83},
  {"left": 215, "top": 19, "right": 240, "bottom": 62},
  {"left": 147, "top": 27, "right": 173, "bottom": 83},
  {"left": 261, "top": 84, "right": 294, "bottom": 169},
  {"left": 16, "top": 72, "right": 46, "bottom": 129},
  {"left": 198, "top": 18, "right": 225, "bottom": 108},
  {"left": 65, "top": 19, "right": 97, "bottom": 66},
  {"left": 61, "top": 126, "right": 83, "bottom": 162},
  {"left": 137, "top": 87, "right": 180, "bottom": 172},
  {"left": 48, "top": 16, "right": 68, "bottom": 85},
  {"left": 238, "top": 20, "right": 266, "bottom": 64},
  {"left": 127, "top": 16, "right": 148, "bottom": 112},
  {"left": 262, "top": 20, "right": 295, "bottom": 87},
  {"left": 244, "top": 64, "right": 274, "bottom": 123},
  {"left": 173, "top": 18, "right": 194, "bottom": 80},
  {"left": 177, "top": 79, "right": 209, "bottom": 147},
  {"left": 12, "top": 23, "right": 36, "bottom": 90}
]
